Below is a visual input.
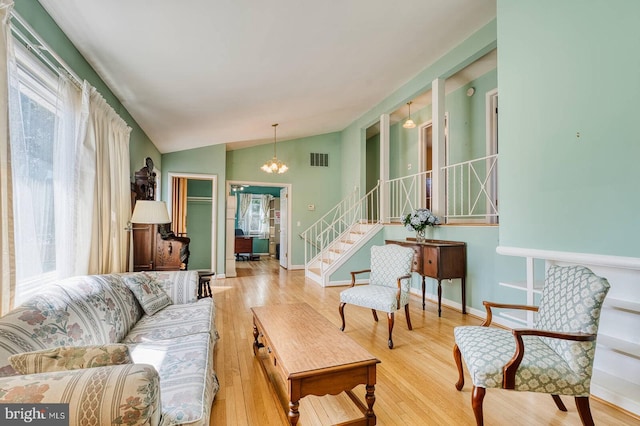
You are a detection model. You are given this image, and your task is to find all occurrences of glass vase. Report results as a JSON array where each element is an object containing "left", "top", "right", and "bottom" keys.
[{"left": 416, "top": 229, "right": 426, "bottom": 243}]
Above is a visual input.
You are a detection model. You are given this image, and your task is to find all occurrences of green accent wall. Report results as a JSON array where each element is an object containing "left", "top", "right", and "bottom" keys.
[
  {"left": 15, "top": 1, "right": 160, "bottom": 179},
  {"left": 226, "top": 132, "right": 343, "bottom": 266},
  {"left": 161, "top": 144, "right": 226, "bottom": 273},
  {"left": 186, "top": 180, "right": 212, "bottom": 270},
  {"left": 497, "top": 0, "right": 640, "bottom": 257}
]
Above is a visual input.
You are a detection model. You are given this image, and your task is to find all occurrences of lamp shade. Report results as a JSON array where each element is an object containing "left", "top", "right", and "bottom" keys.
[{"left": 131, "top": 200, "right": 171, "bottom": 224}]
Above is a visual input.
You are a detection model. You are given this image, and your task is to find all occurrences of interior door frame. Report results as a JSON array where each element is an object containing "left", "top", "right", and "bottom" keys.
[
  {"left": 167, "top": 172, "right": 218, "bottom": 272},
  {"left": 227, "top": 180, "right": 292, "bottom": 269},
  {"left": 485, "top": 88, "right": 498, "bottom": 224}
]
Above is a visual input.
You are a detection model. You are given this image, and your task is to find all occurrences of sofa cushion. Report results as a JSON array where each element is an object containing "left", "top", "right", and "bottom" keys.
[
  {"left": 122, "top": 298, "right": 215, "bottom": 344},
  {"left": 0, "top": 273, "right": 144, "bottom": 377},
  {"left": 0, "top": 363, "right": 161, "bottom": 425},
  {"left": 142, "top": 271, "right": 200, "bottom": 305},
  {"left": 57, "top": 274, "right": 144, "bottom": 343},
  {"left": 129, "top": 332, "right": 217, "bottom": 425},
  {"left": 123, "top": 273, "right": 173, "bottom": 316},
  {"left": 9, "top": 344, "right": 131, "bottom": 375}
]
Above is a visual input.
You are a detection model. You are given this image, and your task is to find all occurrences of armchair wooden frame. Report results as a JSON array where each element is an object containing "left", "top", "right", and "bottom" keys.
[
  {"left": 453, "top": 301, "right": 598, "bottom": 426},
  {"left": 339, "top": 269, "right": 413, "bottom": 349}
]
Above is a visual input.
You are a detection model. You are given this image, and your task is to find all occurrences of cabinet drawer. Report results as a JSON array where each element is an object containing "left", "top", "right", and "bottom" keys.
[{"left": 423, "top": 246, "right": 439, "bottom": 277}]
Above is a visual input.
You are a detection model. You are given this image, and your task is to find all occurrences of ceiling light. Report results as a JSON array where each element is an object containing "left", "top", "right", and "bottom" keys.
[
  {"left": 403, "top": 101, "right": 416, "bottom": 129},
  {"left": 261, "top": 123, "right": 288, "bottom": 174}
]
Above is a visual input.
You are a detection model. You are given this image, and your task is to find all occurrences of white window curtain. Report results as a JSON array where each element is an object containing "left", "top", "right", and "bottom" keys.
[
  {"left": 0, "top": 0, "right": 15, "bottom": 315},
  {"left": 260, "top": 194, "right": 271, "bottom": 239},
  {"left": 54, "top": 76, "right": 90, "bottom": 277},
  {"left": 86, "top": 87, "right": 131, "bottom": 274},
  {"left": 238, "top": 192, "right": 251, "bottom": 233},
  {"left": 0, "top": 4, "right": 132, "bottom": 309}
]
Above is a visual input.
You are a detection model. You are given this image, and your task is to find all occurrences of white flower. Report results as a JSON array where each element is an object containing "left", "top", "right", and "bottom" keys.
[{"left": 402, "top": 208, "right": 440, "bottom": 231}]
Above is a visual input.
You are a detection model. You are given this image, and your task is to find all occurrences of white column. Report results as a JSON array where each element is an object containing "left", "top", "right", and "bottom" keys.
[
  {"left": 431, "top": 78, "right": 446, "bottom": 217},
  {"left": 379, "top": 114, "right": 390, "bottom": 223}
]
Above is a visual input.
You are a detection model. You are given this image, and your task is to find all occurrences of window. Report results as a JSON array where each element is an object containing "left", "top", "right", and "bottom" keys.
[
  {"left": 238, "top": 194, "right": 270, "bottom": 238},
  {"left": 10, "top": 43, "right": 59, "bottom": 303}
]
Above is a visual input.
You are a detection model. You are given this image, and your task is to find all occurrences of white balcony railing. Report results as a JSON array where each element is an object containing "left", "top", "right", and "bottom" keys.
[
  {"left": 302, "top": 154, "right": 499, "bottom": 273},
  {"left": 384, "top": 170, "right": 432, "bottom": 222},
  {"left": 442, "top": 154, "right": 498, "bottom": 221}
]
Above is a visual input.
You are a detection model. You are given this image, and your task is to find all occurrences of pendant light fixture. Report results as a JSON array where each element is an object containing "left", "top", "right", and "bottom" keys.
[
  {"left": 403, "top": 101, "right": 416, "bottom": 129},
  {"left": 261, "top": 123, "right": 288, "bottom": 174}
]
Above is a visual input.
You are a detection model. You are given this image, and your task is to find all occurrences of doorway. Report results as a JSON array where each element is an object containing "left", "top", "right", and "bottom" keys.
[
  {"left": 167, "top": 173, "right": 218, "bottom": 272},
  {"left": 486, "top": 89, "right": 498, "bottom": 223},
  {"left": 418, "top": 115, "right": 447, "bottom": 211},
  {"left": 226, "top": 181, "right": 292, "bottom": 274}
]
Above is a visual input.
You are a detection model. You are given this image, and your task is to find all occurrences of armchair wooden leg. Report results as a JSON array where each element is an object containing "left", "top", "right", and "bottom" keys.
[
  {"left": 404, "top": 304, "right": 412, "bottom": 330},
  {"left": 387, "top": 312, "right": 395, "bottom": 349},
  {"left": 551, "top": 394, "right": 567, "bottom": 411},
  {"left": 371, "top": 309, "right": 379, "bottom": 322},
  {"left": 339, "top": 303, "right": 346, "bottom": 331},
  {"left": 471, "top": 386, "right": 485, "bottom": 426},
  {"left": 575, "top": 397, "right": 595, "bottom": 426},
  {"left": 453, "top": 344, "right": 465, "bottom": 390}
]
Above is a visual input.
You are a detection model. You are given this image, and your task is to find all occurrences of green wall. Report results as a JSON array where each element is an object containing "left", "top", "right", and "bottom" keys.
[
  {"left": 15, "top": 1, "right": 160, "bottom": 178},
  {"left": 161, "top": 144, "right": 226, "bottom": 273},
  {"left": 497, "top": 0, "right": 640, "bottom": 257},
  {"left": 186, "top": 180, "right": 212, "bottom": 270},
  {"left": 226, "top": 132, "right": 343, "bottom": 267}
]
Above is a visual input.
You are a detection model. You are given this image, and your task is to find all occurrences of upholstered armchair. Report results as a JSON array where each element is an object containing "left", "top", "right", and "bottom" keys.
[
  {"left": 339, "top": 244, "right": 415, "bottom": 349},
  {"left": 453, "top": 265, "right": 610, "bottom": 426}
]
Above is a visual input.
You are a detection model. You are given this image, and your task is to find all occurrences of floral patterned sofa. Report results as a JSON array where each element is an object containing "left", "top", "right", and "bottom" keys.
[{"left": 0, "top": 270, "right": 218, "bottom": 425}]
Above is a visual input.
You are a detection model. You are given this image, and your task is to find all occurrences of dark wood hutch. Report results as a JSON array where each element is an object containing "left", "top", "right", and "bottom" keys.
[{"left": 131, "top": 159, "right": 190, "bottom": 271}]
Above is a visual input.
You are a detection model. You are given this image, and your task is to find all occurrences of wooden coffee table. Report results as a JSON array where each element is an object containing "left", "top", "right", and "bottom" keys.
[{"left": 251, "top": 303, "right": 380, "bottom": 425}]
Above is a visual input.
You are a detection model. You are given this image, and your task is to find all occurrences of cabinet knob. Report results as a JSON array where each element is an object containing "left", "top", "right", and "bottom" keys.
[{"left": 428, "top": 259, "right": 432, "bottom": 264}]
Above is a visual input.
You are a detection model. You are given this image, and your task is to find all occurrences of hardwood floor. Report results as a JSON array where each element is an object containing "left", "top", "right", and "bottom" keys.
[{"left": 210, "top": 258, "right": 639, "bottom": 425}]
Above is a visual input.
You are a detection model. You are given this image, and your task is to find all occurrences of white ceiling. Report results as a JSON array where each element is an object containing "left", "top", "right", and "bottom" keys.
[{"left": 38, "top": 0, "right": 496, "bottom": 153}]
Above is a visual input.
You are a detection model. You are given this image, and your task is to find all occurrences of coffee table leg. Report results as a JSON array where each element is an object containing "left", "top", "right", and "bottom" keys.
[
  {"left": 365, "top": 384, "right": 376, "bottom": 424},
  {"left": 252, "top": 323, "right": 262, "bottom": 355},
  {"left": 288, "top": 400, "right": 300, "bottom": 425}
]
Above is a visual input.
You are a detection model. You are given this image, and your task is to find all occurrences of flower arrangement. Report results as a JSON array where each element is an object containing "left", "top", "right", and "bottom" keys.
[{"left": 403, "top": 208, "right": 440, "bottom": 233}]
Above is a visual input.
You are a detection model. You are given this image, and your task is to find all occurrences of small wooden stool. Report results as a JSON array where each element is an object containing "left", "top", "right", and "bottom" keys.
[{"left": 197, "top": 271, "right": 215, "bottom": 299}]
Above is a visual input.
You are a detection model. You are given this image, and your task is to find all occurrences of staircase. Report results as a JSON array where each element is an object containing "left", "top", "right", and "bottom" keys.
[{"left": 302, "top": 186, "right": 381, "bottom": 287}]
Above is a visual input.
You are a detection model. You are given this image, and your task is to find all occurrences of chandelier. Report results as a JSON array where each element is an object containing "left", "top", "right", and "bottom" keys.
[
  {"left": 403, "top": 101, "right": 416, "bottom": 129},
  {"left": 261, "top": 123, "right": 288, "bottom": 174}
]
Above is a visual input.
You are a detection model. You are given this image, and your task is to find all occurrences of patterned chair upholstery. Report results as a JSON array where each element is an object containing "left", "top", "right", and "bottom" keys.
[
  {"left": 339, "top": 244, "right": 415, "bottom": 349},
  {"left": 453, "top": 265, "right": 610, "bottom": 426}
]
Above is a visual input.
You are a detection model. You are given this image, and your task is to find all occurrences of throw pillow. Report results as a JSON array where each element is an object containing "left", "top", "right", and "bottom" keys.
[
  {"left": 123, "top": 272, "right": 173, "bottom": 315},
  {"left": 10, "top": 344, "right": 131, "bottom": 375}
]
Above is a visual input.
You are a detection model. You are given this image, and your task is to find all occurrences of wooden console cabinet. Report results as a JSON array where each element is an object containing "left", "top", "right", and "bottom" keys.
[
  {"left": 385, "top": 239, "right": 466, "bottom": 317},
  {"left": 132, "top": 223, "right": 189, "bottom": 271}
]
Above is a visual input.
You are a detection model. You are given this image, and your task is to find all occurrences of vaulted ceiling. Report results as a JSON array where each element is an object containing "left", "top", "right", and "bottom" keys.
[{"left": 39, "top": 0, "right": 496, "bottom": 153}]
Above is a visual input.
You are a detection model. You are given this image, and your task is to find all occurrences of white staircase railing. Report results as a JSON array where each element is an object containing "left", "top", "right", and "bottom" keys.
[
  {"left": 442, "top": 154, "right": 498, "bottom": 220},
  {"left": 384, "top": 170, "right": 432, "bottom": 222},
  {"left": 302, "top": 185, "right": 380, "bottom": 277}
]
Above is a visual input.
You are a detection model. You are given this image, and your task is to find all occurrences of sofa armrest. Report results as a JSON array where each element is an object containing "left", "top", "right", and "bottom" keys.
[{"left": 0, "top": 363, "right": 161, "bottom": 425}]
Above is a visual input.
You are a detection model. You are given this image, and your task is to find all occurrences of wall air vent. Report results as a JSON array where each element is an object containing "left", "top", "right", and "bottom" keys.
[{"left": 310, "top": 153, "right": 329, "bottom": 167}]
